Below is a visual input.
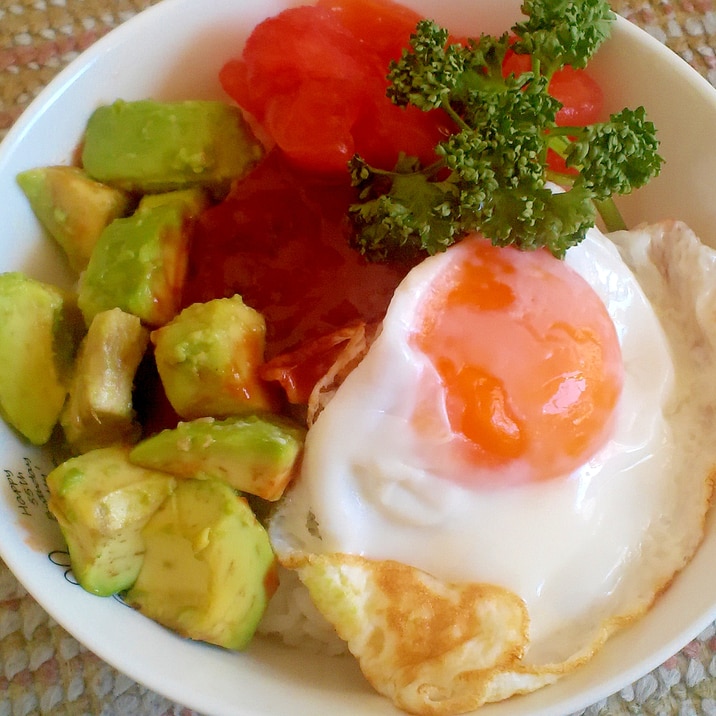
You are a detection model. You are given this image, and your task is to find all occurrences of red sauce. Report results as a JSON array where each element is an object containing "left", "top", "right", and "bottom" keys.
[{"left": 182, "top": 148, "right": 412, "bottom": 359}]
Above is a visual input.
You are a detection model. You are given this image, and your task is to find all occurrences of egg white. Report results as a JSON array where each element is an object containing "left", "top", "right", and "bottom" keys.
[{"left": 274, "top": 222, "right": 715, "bottom": 667}]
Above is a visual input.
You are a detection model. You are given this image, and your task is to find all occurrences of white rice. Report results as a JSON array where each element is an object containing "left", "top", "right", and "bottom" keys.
[{"left": 257, "top": 566, "right": 347, "bottom": 655}]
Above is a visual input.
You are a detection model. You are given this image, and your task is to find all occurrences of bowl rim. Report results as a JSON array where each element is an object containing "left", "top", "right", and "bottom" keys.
[{"left": 2, "top": 2, "right": 716, "bottom": 715}]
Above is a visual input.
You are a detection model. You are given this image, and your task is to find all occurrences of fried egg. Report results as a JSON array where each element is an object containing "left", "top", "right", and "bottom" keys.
[{"left": 269, "top": 220, "right": 716, "bottom": 713}]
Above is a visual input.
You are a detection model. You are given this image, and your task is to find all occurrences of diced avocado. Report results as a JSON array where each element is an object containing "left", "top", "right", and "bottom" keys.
[
  {"left": 61, "top": 308, "right": 150, "bottom": 454},
  {"left": 16, "top": 166, "right": 133, "bottom": 273},
  {"left": 137, "top": 187, "right": 211, "bottom": 217},
  {"left": 81, "top": 99, "right": 264, "bottom": 197},
  {"left": 124, "top": 478, "right": 278, "bottom": 650},
  {"left": 129, "top": 413, "right": 306, "bottom": 501},
  {"left": 46, "top": 444, "right": 176, "bottom": 596},
  {"left": 77, "top": 199, "right": 192, "bottom": 327},
  {"left": 151, "top": 295, "right": 278, "bottom": 419},
  {"left": 0, "top": 272, "right": 82, "bottom": 445}
]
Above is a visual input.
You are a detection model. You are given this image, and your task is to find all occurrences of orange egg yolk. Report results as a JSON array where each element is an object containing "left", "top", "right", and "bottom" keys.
[{"left": 411, "top": 237, "right": 624, "bottom": 486}]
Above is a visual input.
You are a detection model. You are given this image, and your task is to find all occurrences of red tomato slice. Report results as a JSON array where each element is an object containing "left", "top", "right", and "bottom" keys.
[
  {"left": 218, "top": 58, "right": 254, "bottom": 115},
  {"left": 264, "top": 80, "right": 362, "bottom": 173},
  {"left": 353, "top": 92, "right": 452, "bottom": 169},
  {"left": 219, "top": 0, "right": 453, "bottom": 174},
  {"left": 545, "top": 148, "right": 577, "bottom": 176},
  {"left": 220, "top": 5, "right": 368, "bottom": 121},
  {"left": 317, "top": 0, "right": 423, "bottom": 65},
  {"left": 548, "top": 65, "right": 604, "bottom": 126}
]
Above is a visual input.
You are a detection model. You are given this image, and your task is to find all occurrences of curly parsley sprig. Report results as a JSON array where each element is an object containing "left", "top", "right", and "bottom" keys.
[{"left": 349, "top": 0, "right": 663, "bottom": 260}]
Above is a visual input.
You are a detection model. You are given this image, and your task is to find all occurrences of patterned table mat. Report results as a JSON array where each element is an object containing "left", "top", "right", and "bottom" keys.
[{"left": 2, "top": 0, "right": 716, "bottom": 714}]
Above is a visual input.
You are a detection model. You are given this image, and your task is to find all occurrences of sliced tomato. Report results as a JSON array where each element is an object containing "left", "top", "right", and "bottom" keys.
[
  {"left": 219, "top": 5, "right": 368, "bottom": 121},
  {"left": 317, "top": 0, "right": 423, "bottom": 65},
  {"left": 352, "top": 79, "right": 453, "bottom": 169},
  {"left": 263, "top": 79, "right": 361, "bottom": 173},
  {"left": 545, "top": 148, "right": 577, "bottom": 176},
  {"left": 219, "top": 0, "right": 453, "bottom": 174},
  {"left": 218, "top": 58, "right": 254, "bottom": 115},
  {"left": 548, "top": 65, "right": 604, "bottom": 126}
]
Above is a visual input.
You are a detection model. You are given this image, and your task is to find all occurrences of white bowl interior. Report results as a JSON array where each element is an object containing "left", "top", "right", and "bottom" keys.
[{"left": 1, "top": 1, "right": 715, "bottom": 714}]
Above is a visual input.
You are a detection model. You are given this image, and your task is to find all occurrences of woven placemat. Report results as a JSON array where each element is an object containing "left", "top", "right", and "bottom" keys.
[
  {"left": 2, "top": 1, "right": 716, "bottom": 715},
  {"left": 0, "top": 0, "right": 162, "bottom": 140}
]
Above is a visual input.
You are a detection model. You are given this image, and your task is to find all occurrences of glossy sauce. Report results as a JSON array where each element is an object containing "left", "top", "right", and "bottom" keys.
[{"left": 182, "top": 149, "right": 412, "bottom": 359}]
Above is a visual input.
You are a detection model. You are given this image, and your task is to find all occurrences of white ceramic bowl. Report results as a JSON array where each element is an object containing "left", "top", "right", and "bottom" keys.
[{"left": 2, "top": 1, "right": 716, "bottom": 715}]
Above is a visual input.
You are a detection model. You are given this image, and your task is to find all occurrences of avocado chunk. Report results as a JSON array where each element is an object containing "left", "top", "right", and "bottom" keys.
[
  {"left": 130, "top": 413, "right": 305, "bottom": 501},
  {"left": 77, "top": 195, "right": 196, "bottom": 327},
  {"left": 16, "top": 166, "right": 133, "bottom": 273},
  {"left": 151, "top": 295, "right": 278, "bottom": 419},
  {"left": 46, "top": 444, "right": 176, "bottom": 596},
  {"left": 61, "top": 308, "right": 150, "bottom": 454},
  {"left": 0, "top": 272, "right": 82, "bottom": 445},
  {"left": 136, "top": 187, "right": 211, "bottom": 217},
  {"left": 124, "top": 478, "right": 278, "bottom": 650},
  {"left": 81, "top": 99, "right": 264, "bottom": 197}
]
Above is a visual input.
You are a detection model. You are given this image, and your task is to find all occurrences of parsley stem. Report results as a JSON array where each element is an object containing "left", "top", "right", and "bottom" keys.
[{"left": 595, "top": 197, "right": 627, "bottom": 232}]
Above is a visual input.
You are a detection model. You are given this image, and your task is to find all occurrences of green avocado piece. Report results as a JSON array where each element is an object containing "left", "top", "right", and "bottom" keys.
[
  {"left": 124, "top": 478, "right": 278, "bottom": 650},
  {"left": 81, "top": 99, "right": 264, "bottom": 197},
  {"left": 130, "top": 413, "right": 306, "bottom": 501},
  {"left": 46, "top": 444, "right": 176, "bottom": 596},
  {"left": 16, "top": 166, "right": 133, "bottom": 273},
  {"left": 61, "top": 308, "right": 150, "bottom": 454},
  {"left": 151, "top": 295, "right": 278, "bottom": 419},
  {"left": 0, "top": 272, "right": 82, "bottom": 445},
  {"left": 77, "top": 197, "right": 194, "bottom": 328},
  {"left": 136, "top": 187, "right": 211, "bottom": 217}
]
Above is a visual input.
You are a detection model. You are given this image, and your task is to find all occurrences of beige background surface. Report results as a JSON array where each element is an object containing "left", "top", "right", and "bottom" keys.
[{"left": 2, "top": 1, "right": 716, "bottom": 714}]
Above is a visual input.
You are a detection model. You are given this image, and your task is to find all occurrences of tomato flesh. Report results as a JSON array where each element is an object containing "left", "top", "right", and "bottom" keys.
[
  {"left": 219, "top": 0, "right": 450, "bottom": 172},
  {"left": 316, "top": 0, "right": 424, "bottom": 65}
]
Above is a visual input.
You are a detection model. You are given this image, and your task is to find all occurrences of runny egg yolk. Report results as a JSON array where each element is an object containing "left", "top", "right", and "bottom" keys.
[{"left": 411, "top": 237, "right": 624, "bottom": 486}]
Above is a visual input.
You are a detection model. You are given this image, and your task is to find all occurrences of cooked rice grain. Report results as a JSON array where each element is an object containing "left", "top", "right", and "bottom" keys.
[{"left": 258, "top": 566, "right": 348, "bottom": 655}]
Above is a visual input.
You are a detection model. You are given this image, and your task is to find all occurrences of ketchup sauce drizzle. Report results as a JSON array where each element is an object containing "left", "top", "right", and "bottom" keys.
[{"left": 182, "top": 149, "right": 411, "bottom": 359}]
